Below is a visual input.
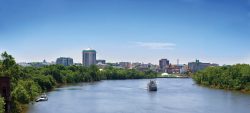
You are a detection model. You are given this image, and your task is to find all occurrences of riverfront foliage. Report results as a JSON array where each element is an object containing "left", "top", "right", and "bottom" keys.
[
  {"left": 0, "top": 52, "right": 157, "bottom": 113},
  {"left": 0, "top": 97, "right": 4, "bottom": 113},
  {"left": 193, "top": 64, "right": 250, "bottom": 91}
]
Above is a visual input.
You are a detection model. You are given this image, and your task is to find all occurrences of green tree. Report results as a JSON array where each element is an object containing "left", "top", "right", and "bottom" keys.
[
  {"left": 33, "top": 74, "right": 56, "bottom": 91},
  {"left": 0, "top": 97, "right": 4, "bottom": 113},
  {"left": 12, "top": 84, "right": 30, "bottom": 104},
  {"left": 18, "top": 80, "right": 41, "bottom": 101},
  {"left": 0, "top": 51, "right": 20, "bottom": 80},
  {"left": 89, "top": 65, "right": 101, "bottom": 81},
  {"left": 43, "top": 65, "right": 66, "bottom": 83},
  {"left": 193, "top": 64, "right": 250, "bottom": 91}
]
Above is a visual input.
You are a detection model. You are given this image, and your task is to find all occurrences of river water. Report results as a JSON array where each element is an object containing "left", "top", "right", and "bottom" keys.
[{"left": 26, "top": 78, "right": 250, "bottom": 113}]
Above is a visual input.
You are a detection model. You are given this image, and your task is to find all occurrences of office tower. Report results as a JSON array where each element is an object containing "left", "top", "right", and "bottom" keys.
[
  {"left": 56, "top": 57, "right": 73, "bottom": 66},
  {"left": 82, "top": 48, "right": 96, "bottom": 66},
  {"left": 159, "top": 59, "right": 170, "bottom": 69}
]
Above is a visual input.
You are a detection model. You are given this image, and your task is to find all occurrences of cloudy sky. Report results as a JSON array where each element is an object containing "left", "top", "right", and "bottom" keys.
[{"left": 0, "top": 0, "right": 249, "bottom": 65}]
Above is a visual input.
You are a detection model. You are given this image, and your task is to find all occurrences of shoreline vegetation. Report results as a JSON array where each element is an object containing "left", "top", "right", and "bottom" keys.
[
  {"left": 0, "top": 97, "right": 4, "bottom": 113},
  {"left": 192, "top": 64, "right": 250, "bottom": 93},
  {"left": 0, "top": 52, "right": 157, "bottom": 113}
]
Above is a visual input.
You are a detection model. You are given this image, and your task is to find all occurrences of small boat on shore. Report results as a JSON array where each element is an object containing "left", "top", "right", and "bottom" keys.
[
  {"left": 36, "top": 93, "right": 48, "bottom": 102},
  {"left": 147, "top": 80, "right": 157, "bottom": 91}
]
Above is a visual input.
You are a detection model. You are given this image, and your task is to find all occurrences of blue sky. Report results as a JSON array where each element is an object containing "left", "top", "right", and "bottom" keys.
[{"left": 0, "top": 0, "right": 249, "bottom": 65}]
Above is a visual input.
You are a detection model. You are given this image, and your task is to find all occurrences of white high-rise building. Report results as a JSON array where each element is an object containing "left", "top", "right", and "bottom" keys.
[{"left": 82, "top": 48, "right": 96, "bottom": 66}]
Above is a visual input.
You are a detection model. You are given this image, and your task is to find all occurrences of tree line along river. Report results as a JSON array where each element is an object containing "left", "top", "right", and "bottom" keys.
[{"left": 26, "top": 78, "right": 250, "bottom": 113}]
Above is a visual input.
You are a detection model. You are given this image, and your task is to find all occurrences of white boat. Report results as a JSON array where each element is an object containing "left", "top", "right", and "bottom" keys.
[
  {"left": 36, "top": 93, "right": 48, "bottom": 102},
  {"left": 147, "top": 80, "right": 157, "bottom": 91}
]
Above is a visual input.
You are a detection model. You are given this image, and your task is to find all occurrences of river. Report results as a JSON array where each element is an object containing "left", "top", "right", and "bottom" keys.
[{"left": 26, "top": 78, "right": 250, "bottom": 113}]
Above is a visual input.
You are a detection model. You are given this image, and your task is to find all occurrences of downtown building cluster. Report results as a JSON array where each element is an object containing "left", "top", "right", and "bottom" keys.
[
  {"left": 18, "top": 48, "right": 219, "bottom": 73},
  {"left": 158, "top": 59, "right": 219, "bottom": 74}
]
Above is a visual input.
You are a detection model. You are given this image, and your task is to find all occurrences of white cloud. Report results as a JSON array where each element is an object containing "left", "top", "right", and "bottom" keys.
[{"left": 135, "top": 42, "right": 176, "bottom": 50}]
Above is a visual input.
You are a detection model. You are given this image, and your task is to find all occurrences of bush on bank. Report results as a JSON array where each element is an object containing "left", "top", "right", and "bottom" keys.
[
  {"left": 0, "top": 97, "right": 4, "bottom": 113},
  {"left": 192, "top": 64, "right": 250, "bottom": 91}
]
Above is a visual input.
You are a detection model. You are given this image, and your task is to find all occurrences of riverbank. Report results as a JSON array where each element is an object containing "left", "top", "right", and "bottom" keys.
[
  {"left": 196, "top": 84, "right": 250, "bottom": 94},
  {"left": 21, "top": 105, "right": 28, "bottom": 113},
  {"left": 192, "top": 64, "right": 250, "bottom": 94}
]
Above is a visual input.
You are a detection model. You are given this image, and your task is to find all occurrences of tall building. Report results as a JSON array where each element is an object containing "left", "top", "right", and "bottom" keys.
[
  {"left": 82, "top": 48, "right": 96, "bottom": 66},
  {"left": 159, "top": 59, "right": 170, "bottom": 70},
  {"left": 188, "top": 60, "right": 219, "bottom": 73},
  {"left": 56, "top": 57, "right": 73, "bottom": 66}
]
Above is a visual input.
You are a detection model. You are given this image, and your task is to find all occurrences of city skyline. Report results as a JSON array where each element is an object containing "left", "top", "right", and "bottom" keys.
[{"left": 0, "top": 0, "right": 249, "bottom": 65}]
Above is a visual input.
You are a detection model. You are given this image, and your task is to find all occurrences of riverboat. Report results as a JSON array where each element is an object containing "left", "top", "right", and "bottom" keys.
[{"left": 148, "top": 80, "right": 157, "bottom": 91}]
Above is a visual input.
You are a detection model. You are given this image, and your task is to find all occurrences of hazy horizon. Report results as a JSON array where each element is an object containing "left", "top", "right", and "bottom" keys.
[{"left": 1, "top": 0, "right": 249, "bottom": 65}]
